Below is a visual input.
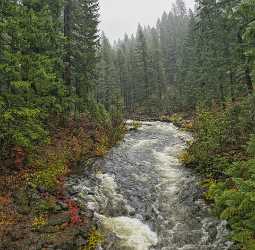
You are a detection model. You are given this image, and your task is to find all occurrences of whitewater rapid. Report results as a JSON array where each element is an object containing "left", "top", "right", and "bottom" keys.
[{"left": 68, "top": 121, "right": 232, "bottom": 250}]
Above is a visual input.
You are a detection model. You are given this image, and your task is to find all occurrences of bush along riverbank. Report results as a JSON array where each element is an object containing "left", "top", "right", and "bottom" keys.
[
  {"left": 0, "top": 110, "right": 126, "bottom": 250},
  {"left": 179, "top": 96, "right": 255, "bottom": 250}
]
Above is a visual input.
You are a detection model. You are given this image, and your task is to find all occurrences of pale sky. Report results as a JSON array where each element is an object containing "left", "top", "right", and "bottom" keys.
[{"left": 99, "top": 0, "right": 194, "bottom": 42}]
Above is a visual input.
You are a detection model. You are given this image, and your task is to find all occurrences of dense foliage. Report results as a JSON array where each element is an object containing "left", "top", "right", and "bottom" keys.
[
  {"left": 0, "top": 0, "right": 124, "bottom": 172},
  {"left": 183, "top": 97, "right": 255, "bottom": 249},
  {"left": 0, "top": 1, "right": 124, "bottom": 249}
]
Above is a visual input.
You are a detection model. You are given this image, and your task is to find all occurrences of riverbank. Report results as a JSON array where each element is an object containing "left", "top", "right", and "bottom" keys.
[
  {"left": 0, "top": 115, "right": 125, "bottom": 250},
  {"left": 177, "top": 96, "right": 255, "bottom": 250}
]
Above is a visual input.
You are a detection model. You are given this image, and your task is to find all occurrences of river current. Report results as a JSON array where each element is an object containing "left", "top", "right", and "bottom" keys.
[{"left": 69, "top": 121, "right": 233, "bottom": 250}]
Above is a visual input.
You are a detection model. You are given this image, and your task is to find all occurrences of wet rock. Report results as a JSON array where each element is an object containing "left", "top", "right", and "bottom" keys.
[
  {"left": 87, "top": 201, "right": 99, "bottom": 212},
  {"left": 88, "top": 191, "right": 95, "bottom": 195},
  {"left": 80, "top": 209, "right": 94, "bottom": 219},
  {"left": 207, "top": 222, "right": 218, "bottom": 240},
  {"left": 96, "top": 246, "right": 103, "bottom": 250},
  {"left": 135, "top": 214, "right": 143, "bottom": 221},
  {"left": 145, "top": 214, "right": 151, "bottom": 221},
  {"left": 126, "top": 205, "right": 136, "bottom": 216}
]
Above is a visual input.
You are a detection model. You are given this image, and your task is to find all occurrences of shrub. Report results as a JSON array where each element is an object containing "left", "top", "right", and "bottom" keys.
[
  {"left": 67, "top": 200, "right": 81, "bottom": 225},
  {"left": 247, "top": 135, "right": 255, "bottom": 157},
  {"left": 94, "top": 109, "right": 126, "bottom": 156},
  {"left": 205, "top": 135, "right": 255, "bottom": 250},
  {"left": 28, "top": 158, "right": 68, "bottom": 192},
  {"left": 178, "top": 150, "right": 193, "bottom": 165},
  {"left": 187, "top": 97, "right": 255, "bottom": 175},
  {"left": 170, "top": 113, "right": 184, "bottom": 125},
  {"left": 36, "top": 196, "right": 57, "bottom": 213},
  {"left": 0, "top": 108, "right": 49, "bottom": 158},
  {"left": 183, "top": 97, "right": 255, "bottom": 249}
]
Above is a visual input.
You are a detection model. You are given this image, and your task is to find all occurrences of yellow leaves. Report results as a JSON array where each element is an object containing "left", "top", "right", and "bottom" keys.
[
  {"left": 83, "top": 229, "right": 104, "bottom": 250},
  {"left": 95, "top": 144, "right": 108, "bottom": 157},
  {"left": 178, "top": 150, "right": 192, "bottom": 165},
  {"left": 130, "top": 121, "right": 142, "bottom": 130},
  {"left": 183, "top": 120, "right": 194, "bottom": 130},
  {"left": 32, "top": 215, "right": 47, "bottom": 229},
  {"left": 95, "top": 128, "right": 110, "bottom": 157},
  {"left": 165, "top": 113, "right": 184, "bottom": 127},
  {"left": 28, "top": 159, "right": 68, "bottom": 191},
  {"left": 95, "top": 136, "right": 109, "bottom": 157}
]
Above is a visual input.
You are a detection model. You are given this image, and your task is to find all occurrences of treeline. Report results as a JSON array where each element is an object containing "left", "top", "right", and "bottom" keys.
[
  {"left": 96, "top": 0, "right": 189, "bottom": 115},
  {"left": 97, "top": 0, "right": 254, "bottom": 115},
  {"left": 179, "top": 0, "right": 255, "bottom": 110}
]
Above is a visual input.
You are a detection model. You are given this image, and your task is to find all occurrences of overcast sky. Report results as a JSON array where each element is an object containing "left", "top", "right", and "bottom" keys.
[{"left": 99, "top": 0, "right": 194, "bottom": 42}]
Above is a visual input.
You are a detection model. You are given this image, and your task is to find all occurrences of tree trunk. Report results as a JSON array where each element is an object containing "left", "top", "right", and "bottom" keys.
[
  {"left": 237, "top": 31, "right": 254, "bottom": 94},
  {"left": 245, "top": 66, "right": 253, "bottom": 94},
  {"left": 64, "top": 0, "right": 72, "bottom": 87}
]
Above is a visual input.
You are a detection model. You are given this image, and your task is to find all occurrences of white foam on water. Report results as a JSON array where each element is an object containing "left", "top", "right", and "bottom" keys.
[
  {"left": 153, "top": 145, "right": 183, "bottom": 181},
  {"left": 132, "top": 139, "right": 155, "bottom": 149},
  {"left": 96, "top": 173, "right": 118, "bottom": 194},
  {"left": 98, "top": 215, "right": 158, "bottom": 250},
  {"left": 96, "top": 173, "right": 126, "bottom": 209}
]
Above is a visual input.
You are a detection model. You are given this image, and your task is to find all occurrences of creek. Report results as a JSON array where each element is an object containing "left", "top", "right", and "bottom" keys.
[{"left": 68, "top": 121, "right": 232, "bottom": 250}]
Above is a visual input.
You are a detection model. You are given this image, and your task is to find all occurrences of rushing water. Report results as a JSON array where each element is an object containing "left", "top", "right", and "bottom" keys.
[{"left": 69, "top": 121, "right": 232, "bottom": 250}]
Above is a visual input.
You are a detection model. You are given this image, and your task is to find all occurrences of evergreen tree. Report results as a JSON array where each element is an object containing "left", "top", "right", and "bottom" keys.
[
  {"left": 0, "top": 0, "right": 102, "bottom": 162},
  {"left": 96, "top": 34, "right": 122, "bottom": 112},
  {"left": 64, "top": 0, "right": 100, "bottom": 112}
]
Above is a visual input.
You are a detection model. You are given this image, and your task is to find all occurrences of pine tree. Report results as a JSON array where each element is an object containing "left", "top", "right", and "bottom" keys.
[
  {"left": 64, "top": 0, "right": 100, "bottom": 112},
  {"left": 0, "top": 0, "right": 65, "bottom": 159},
  {"left": 96, "top": 34, "right": 121, "bottom": 112}
]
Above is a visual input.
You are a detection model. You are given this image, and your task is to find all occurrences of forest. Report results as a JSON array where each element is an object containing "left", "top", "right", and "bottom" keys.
[{"left": 0, "top": 0, "right": 255, "bottom": 249}]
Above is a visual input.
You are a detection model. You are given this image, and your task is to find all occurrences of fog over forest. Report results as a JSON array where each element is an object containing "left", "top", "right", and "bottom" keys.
[{"left": 99, "top": 0, "right": 194, "bottom": 41}]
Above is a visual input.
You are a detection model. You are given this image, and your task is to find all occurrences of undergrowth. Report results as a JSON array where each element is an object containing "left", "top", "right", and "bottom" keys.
[
  {"left": 181, "top": 96, "right": 255, "bottom": 250},
  {"left": 0, "top": 110, "right": 126, "bottom": 248}
]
